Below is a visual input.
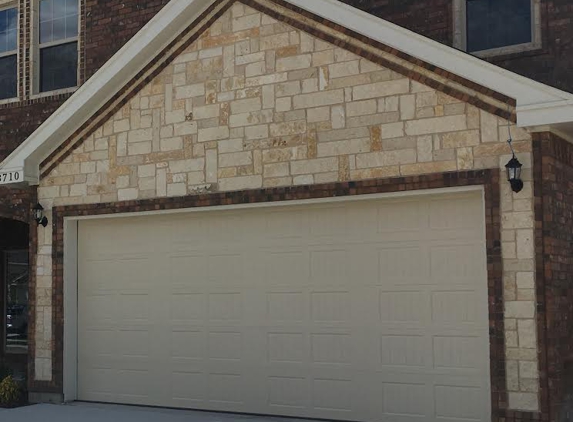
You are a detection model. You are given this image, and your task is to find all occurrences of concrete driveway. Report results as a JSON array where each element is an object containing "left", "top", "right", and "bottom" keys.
[{"left": 0, "top": 402, "right": 317, "bottom": 421}]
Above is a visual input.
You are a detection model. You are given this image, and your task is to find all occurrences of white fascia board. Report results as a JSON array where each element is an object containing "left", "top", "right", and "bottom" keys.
[
  {"left": 0, "top": 0, "right": 213, "bottom": 185},
  {"left": 290, "top": 0, "right": 573, "bottom": 109}
]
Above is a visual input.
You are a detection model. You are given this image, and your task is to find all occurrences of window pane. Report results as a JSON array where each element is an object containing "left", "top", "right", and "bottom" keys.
[
  {"left": 40, "top": 41, "right": 77, "bottom": 92},
  {"left": 39, "top": 0, "right": 77, "bottom": 44},
  {"left": 0, "top": 8, "right": 17, "bottom": 53},
  {"left": 40, "top": 0, "right": 52, "bottom": 22},
  {"left": 467, "top": 0, "right": 532, "bottom": 52},
  {"left": 0, "top": 54, "right": 17, "bottom": 100},
  {"left": 4, "top": 251, "right": 29, "bottom": 352}
]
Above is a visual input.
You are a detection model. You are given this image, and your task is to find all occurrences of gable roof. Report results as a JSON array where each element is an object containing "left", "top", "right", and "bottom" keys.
[{"left": 2, "top": 0, "right": 573, "bottom": 186}]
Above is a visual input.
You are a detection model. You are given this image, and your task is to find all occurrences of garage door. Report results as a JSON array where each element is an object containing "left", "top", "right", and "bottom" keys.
[{"left": 78, "top": 191, "right": 491, "bottom": 421}]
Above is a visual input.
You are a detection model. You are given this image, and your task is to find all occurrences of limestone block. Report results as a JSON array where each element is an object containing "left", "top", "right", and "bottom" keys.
[
  {"left": 198, "top": 126, "right": 230, "bottom": 142},
  {"left": 380, "top": 122, "right": 405, "bottom": 139},
  {"left": 505, "top": 301, "right": 535, "bottom": 319},
  {"left": 400, "top": 95, "right": 416, "bottom": 120},
  {"left": 276, "top": 54, "right": 312, "bottom": 72},
  {"left": 118, "top": 188, "right": 138, "bottom": 201},
  {"left": 317, "top": 138, "right": 371, "bottom": 157},
  {"left": 219, "top": 175, "right": 262, "bottom": 191},
  {"left": 352, "top": 79, "right": 410, "bottom": 101},
  {"left": 231, "top": 97, "right": 261, "bottom": 114},
  {"left": 264, "top": 162, "right": 290, "bottom": 178},
  {"left": 245, "top": 125, "right": 269, "bottom": 140},
  {"left": 219, "top": 152, "right": 252, "bottom": 168},
  {"left": 329, "top": 60, "right": 360, "bottom": 79},
  {"left": 293, "top": 89, "right": 344, "bottom": 109},
  {"left": 175, "top": 83, "right": 205, "bottom": 99},
  {"left": 346, "top": 100, "right": 377, "bottom": 117},
  {"left": 405, "top": 115, "right": 467, "bottom": 136},
  {"left": 441, "top": 130, "right": 480, "bottom": 148},
  {"left": 291, "top": 157, "right": 338, "bottom": 175},
  {"left": 518, "top": 319, "right": 537, "bottom": 349},
  {"left": 270, "top": 120, "right": 307, "bottom": 137},
  {"left": 356, "top": 149, "right": 417, "bottom": 168},
  {"left": 508, "top": 393, "right": 538, "bottom": 412},
  {"left": 170, "top": 158, "right": 204, "bottom": 174}
]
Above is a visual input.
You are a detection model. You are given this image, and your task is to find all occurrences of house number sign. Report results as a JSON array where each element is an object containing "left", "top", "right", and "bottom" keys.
[{"left": 0, "top": 170, "right": 22, "bottom": 184}]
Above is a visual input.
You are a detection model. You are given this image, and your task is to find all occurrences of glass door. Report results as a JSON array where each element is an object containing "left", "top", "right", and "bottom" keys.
[{"left": 4, "top": 250, "right": 29, "bottom": 354}]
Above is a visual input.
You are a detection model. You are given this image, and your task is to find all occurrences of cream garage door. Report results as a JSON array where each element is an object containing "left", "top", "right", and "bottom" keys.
[{"left": 78, "top": 191, "right": 491, "bottom": 421}]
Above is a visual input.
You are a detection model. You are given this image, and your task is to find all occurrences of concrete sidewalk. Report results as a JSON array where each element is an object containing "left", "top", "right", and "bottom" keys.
[{"left": 0, "top": 402, "right": 316, "bottom": 421}]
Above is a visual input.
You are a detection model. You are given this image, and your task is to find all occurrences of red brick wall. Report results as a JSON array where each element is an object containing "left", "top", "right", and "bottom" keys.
[{"left": 533, "top": 132, "right": 573, "bottom": 420}]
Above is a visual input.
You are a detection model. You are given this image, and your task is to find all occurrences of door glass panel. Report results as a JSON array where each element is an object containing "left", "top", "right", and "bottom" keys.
[{"left": 5, "top": 250, "right": 28, "bottom": 353}]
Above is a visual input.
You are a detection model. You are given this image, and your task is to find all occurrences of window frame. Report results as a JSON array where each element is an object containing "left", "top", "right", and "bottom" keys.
[
  {"left": 3, "top": 249, "right": 29, "bottom": 355},
  {"left": 0, "top": 2, "right": 19, "bottom": 104},
  {"left": 31, "top": 0, "right": 80, "bottom": 97},
  {"left": 453, "top": 0, "right": 542, "bottom": 58}
]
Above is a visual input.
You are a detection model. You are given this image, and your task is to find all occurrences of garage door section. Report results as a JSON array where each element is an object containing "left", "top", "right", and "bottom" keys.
[{"left": 78, "top": 191, "right": 491, "bottom": 421}]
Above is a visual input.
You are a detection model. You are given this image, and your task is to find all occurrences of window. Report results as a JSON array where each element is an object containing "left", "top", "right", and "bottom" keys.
[
  {"left": 37, "top": 0, "right": 78, "bottom": 93},
  {"left": 453, "top": 0, "right": 541, "bottom": 57},
  {"left": 4, "top": 250, "right": 28, "bottom": 353},
  {"left": 0, "top": 7, "right": 17, "bottom": 100}
]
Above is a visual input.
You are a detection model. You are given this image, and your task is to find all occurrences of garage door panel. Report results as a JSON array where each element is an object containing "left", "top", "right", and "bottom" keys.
[{"left": 78, "top": 192, "right": 491, "bottom": 421}]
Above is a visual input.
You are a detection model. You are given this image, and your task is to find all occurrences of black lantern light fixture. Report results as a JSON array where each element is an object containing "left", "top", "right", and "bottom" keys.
[
  {"left": 504, "top": 111, "right": 523, "bottom": 194},
  {"left": 33, "top": 203, "right": 48, "bottom": 227}
]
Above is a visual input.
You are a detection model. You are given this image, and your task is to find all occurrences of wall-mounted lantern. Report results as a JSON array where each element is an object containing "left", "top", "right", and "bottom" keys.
[
  {"left": 33, "top": 203, "right": 48, "bottom": 227},
  {"left": 505, "top": 153, "right": 523, "bottom": 193}
]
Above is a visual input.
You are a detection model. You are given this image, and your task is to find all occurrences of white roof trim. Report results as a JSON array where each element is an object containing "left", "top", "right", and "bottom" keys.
[{"left": 2, "top": 0, "right": 573, "bottom": 185}]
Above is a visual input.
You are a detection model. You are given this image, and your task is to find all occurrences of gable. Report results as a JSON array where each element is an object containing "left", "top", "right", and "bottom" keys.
[
  {"left": 38, "top": 1, "right": 534, "bottom": 205},
  {"left": 2, "top": 0, "right": 572, "bottom": 186}
]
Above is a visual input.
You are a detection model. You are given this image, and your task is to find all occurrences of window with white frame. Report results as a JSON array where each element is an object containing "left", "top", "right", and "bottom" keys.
[
  {"left": 0, "top": 6, "right": 17, "bottom": 100},
  {"left": 454, "top": 0, "right": 541, "bottom": 57},
  {"left": 37, "top": 0, "right": 78, "bottom": 93}
]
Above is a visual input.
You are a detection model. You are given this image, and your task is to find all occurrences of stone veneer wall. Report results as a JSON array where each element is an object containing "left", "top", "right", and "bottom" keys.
[{"left": 35, "top": 2, "right": 539, "bottom": 412}]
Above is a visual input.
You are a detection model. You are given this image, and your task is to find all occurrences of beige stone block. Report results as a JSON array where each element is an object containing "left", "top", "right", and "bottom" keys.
[
  {"left": 232, "top": 12, "right": 260, "bottom": 32},
  {"left": 219, "top": 151, "right": 252, "bottom": 168},
  {"left": 167, "top": 183, "right": 187, "bottom": 197},
  {"left": 400, "top": 95, "right": 416, "bottom": 120},
  {"left": 244, "top": 125, "right": 268, "bottom": 140},
  {"left": 347, "top": 112, "right": 399, "bottom": 128},
  {"left": 270, "top": 120, "right": 307, "bottom": 137},
  {"left": 382, "top": 136, "right": 416, "bottom": 151},
  {"left": 80, "top": 162, "right": 96, "bottom": 174},
  {"left": 360, "top": 59, "right": 381, "bottom": 74},
  {"left": 245, "top": 61, "right": 266, "bottom": 77},
  {"left": 379, "top": 96, "right": 399, "bottom": 113},
  {"left": 444, "top": 102, "right": 466, "bottom": 115},
  {"left": 293, "top": 89, "right": 344, "bottom": 110},
  {"left": 260, "top": 33, "right": 290, "bottom": 51},
  {"left": 118, "top": 188, "right": 138, "bottom": 201},
  {"left": 193, "top": 104, "right": 220, "bottom": 120},
  {"left": 128, "top": 128, "right": 153, "bottom": 143},
  {"left": 264, "top": 162, "right": 290, "bottom": 178},
  {"left": 276, "top": 54, "right": 312, "bottom": 72},
  {"left": 219, "top": 175, "right": 262, "bottom": 191},
  {"left": 139, "top": 177, "right": 156, "bottom": 191},
  {"left": 262, "top": 85, "right": 275, "bottom": 109},
  {"left": 352, "top": 79, "right": 409, "bottom": 101},
  {"left": 245, "top": 73, "right": 288, "bottom": 87},
  {"left": 169, "top": 158, "right": 204, "bottom": 174},
  {"left": 329, "top": 60, "right": 360, "bottom": 79},
  {"left": 457, "top": 147, "right": 474, "bottom": 170},
  {"left": 506, "top": 330, "right": 519, "bottom": 349},
  {"left": 173, "top": 121, "right": 197, "bottom": 136},
  {"left": 293, "top": 175, "right": 314, "bottom": 185},
  {"left": 70, "top": 184, "right": 87, "bottom": 197},
  {"left": 350, "top": 166, "right": 400, "bottom": 180},
  {"left": 291, "top": 157, "right": 338, "bottom": 175},
  {"left": 317, "top": 138, "right": 371, "bottom": 157},
  {"left": 231, "top": 97, "right": 261, "bottom": 115},
  {"left": 331, "top": 105, "right": 346, "bottom": 129},
  {"left": 198, "top": 126, "right": 230, "bottom": 142},
  {"left": 507, "top": 392, "right": 539, "bottom": 412},
  {"left": 405, "top": 115, "right": 467, "bottom": 136},
  {"left": 160, "top": 137, "right": 183, "bottom": 152},
  {"left": 516, "top": 229, "right": 534, "bottom": 259},
  {"left": 346, "top": 100, "right": 377, "bottom": 117},
  {"left": 516, "top": 272, "right": 535, "bottom": 289},
  {"left": 276, "top": 81, "right": 301, "bottom": 97},
  {"left": 441, "top": 130, "right": 480, "bottom": 148},
  {"left": 518, "top": 318, "right": 537, "bottom": 349},
  {"left": 502, "top": 242, "right": 517, "bottom": 259},
  {"left": 302, "top": 78, "right": 318, "bottom": 94},
  {"left": 229, "top": 110, "right": 273, "bottom": 128},
  {"left": 400, "top": 160, "right": 457, "bottom": 176},
  {"left": 114, "top": 119, "right": 130, "bottom": 133},
  {"left": 519, "top": 361, "right": 539, "bottom": 380},
  {"left": 312, "top": 50, "right": 334, "bottom": 67},
  {"left": 502, "top": 212, "right": 534, "bottom": 230},
  {"left": 315, "top": 172, "right": 339, "bottom": 183},
  {"left": 175, "top": 83, "right": 205, "bottom": 100},
  {"left": 318, "top": 127, "right": 370, "bottom": 143},
  {"left": 506, "top": 360, "right": 519, "bottom": 390},
  {"left": 138, "top": 164, "right": 156, "bottom": 178},
  {"left": 417, "top": 135, "right": 433, "bottom": 162},
  {"left": 356, "top": 149, "right": 417, "bottom": 168},
  {"left": 276, "top": 97, "right": 292, "bottom": 112},
  {"left": 199, "top": 46, "right": 222, "bottom": 60},
  {"left": 128, "top": 141, "right": 152, "bottom": 155},
  {"left": 380, "top": 122, "right": 405, "bottom": 139},
  {"left": 505, "top": 301, "right": 535, "bottom": 318},
  {"left": 264, "top": 176, "right": 292, "bottom": 188},
  {"left": 308, "top": 106, "right": 331, "bottom": 123},
  {"left": 520, "top": 378, "right": 540, "bottom": 393},
  {"left": 416, "top": 91, "right": 437, "bottom": 107}
]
